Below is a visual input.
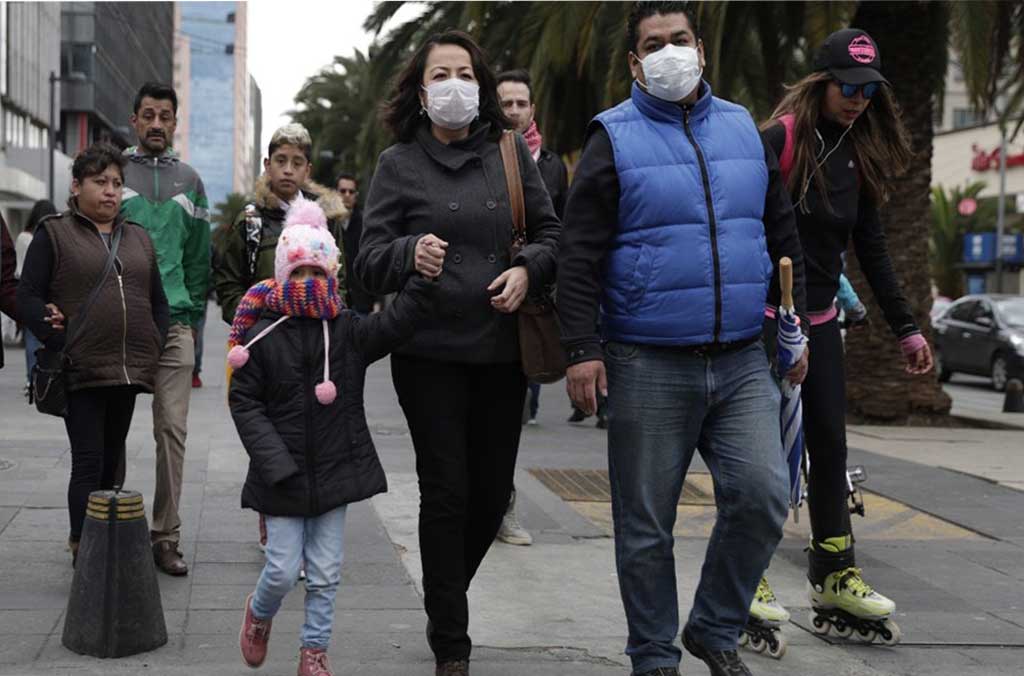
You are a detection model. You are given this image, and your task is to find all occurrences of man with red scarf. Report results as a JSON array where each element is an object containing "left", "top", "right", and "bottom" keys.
[{"left": 493, "top": 69, "right": 571, "bottom": 547}]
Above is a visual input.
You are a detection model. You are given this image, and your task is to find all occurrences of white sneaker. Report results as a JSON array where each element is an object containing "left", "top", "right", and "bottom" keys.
[
  {"left": 527, "top": 417, "right": 538, "bottom": 426},
  {"left": 496, "top": 498, "right": 532, "bottom": 546}
]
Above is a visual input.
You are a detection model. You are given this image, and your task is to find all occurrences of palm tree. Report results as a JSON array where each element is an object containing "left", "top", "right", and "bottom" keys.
[
  {"left": 840, "top": 1, "right": 953, "bottom": 421},
  {"left": 930, "top": 181, "right": 989, "bottom": 300},
  {"left": 291, "top": 50, "right": 378, "bottom": 185}
]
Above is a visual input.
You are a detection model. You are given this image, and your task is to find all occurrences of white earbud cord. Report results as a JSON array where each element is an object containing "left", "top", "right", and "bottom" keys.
[{"left": 795, "top": 119, "right": 856, "bottom": 214}]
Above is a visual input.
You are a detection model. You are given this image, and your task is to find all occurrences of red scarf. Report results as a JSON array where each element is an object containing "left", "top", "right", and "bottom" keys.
[{"left": 523, "top": 120, "right": 543, "bottom": 161}]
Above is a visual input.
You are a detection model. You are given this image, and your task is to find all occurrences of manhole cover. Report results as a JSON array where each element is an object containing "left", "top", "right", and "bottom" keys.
[
  {"left": 0, "top": 458, "right": 14, "bottom": 472},
  {"left": 528, "top": 468, "right": 714, "bottom": 505}
]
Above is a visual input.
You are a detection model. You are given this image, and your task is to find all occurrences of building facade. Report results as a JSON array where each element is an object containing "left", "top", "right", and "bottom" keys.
[
  {"left": 59, "top": 2, "right": 174, "bottom": 153},
  {"left": 0, "top": 1, "right": 67, "bottom": 231},
  {"left": 176, "top": 1, "right": 257, "bottom": 209}
]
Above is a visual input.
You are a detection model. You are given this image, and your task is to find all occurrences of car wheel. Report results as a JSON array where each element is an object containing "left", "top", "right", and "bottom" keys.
[
  {"left": 991, "top": 353, "right": 1009, "bottom": 392},
  {"left": 935, "top": 349, "right": 952, "bottom": 383}
]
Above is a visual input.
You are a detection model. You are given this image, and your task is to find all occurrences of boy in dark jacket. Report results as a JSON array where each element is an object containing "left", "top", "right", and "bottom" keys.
[{"left": 228, "top": 202, "right": 437, "bottom": 676}]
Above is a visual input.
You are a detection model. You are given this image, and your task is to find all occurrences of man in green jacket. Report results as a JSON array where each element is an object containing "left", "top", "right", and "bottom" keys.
[{"left": 121, "top": 82, "right": 210, "bottom": 576}]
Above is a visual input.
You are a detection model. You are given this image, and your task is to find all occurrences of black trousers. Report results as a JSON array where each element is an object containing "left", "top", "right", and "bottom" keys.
[
  {"left": 800, "top": 318, "right": 853, "bottom": 543},
  {"left": 64, "top": 386, "right": 138, "bottom": 541},
  {"left": 391, "top": 354, "right": 527, "bottom": 662}
]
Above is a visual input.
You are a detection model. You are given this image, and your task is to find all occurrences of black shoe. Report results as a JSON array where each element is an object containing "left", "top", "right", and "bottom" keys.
[
  {"left": 682, "top": 628, "right": 751, "bottom": 676},
  {"left": 595, "top": 415, "right": 608, "bottom": 430},
  {"left": 567, "top": 409, "right": 586, "bottom": 423},
  {"left": 634, "top": 668, "right": 680, "bottom": 676}
]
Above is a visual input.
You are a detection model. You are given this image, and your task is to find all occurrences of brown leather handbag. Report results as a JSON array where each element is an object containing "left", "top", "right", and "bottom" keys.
[{"left": 498, "top": 131, "right": 567, "bottom": 384}]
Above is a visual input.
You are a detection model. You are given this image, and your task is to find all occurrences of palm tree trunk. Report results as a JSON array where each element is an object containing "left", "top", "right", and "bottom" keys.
[{"left": 843, "top": 0, "right": 952, "bottom": 422}]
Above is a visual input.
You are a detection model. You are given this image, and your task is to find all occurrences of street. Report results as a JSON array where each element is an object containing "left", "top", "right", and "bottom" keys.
[{"left": 1, "top": 313, "right": 1023, "bottom": 675}]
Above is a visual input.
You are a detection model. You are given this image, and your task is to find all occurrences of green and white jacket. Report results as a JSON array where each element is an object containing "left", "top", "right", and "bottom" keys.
[{"left": 121, "top": 147, "right": 211, "bottom": 328}]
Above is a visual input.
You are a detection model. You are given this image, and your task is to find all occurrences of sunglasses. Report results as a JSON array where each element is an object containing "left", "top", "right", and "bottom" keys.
[{"left": 837, "top": 81, "right": 880, "bottom": 99}]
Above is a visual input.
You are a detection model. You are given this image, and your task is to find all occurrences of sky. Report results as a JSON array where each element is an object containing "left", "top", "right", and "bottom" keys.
[{"left": 247, "top": 0, "right": 419, "bottom": 152}]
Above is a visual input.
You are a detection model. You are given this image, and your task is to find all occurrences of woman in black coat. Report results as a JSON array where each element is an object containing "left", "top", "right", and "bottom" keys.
[{"left": 354, "top": 30, "right": 561, "bottom": 676}]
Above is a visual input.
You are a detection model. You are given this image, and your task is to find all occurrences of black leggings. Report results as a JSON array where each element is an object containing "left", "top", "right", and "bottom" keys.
[
  {"left": 391, "top": 354, "right": 527, "bottom": 663},
  {"left": 800, "top": 318, "right": 853, "bottom": 542},
  {"left": 64, "top": 386, "right": 138, "bottom": 541}
]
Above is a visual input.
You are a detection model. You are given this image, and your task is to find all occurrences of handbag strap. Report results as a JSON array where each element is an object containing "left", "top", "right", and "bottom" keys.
[
  {"left": 499, "top": 131, "right": 527, "bottom": 247},
  {"left": 64, "top": 225, "right": 123, "bottom": 354}
]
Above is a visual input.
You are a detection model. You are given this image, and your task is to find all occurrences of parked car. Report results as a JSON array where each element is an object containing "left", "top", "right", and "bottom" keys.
[
  {"left": 932, "top": 294, "right": 1024, "bottom": 391},
  {"left": 930, "top": 296, "right": 952, "bottom": 321}
]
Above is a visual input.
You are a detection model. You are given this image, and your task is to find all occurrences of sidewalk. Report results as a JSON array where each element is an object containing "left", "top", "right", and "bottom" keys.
[{"left": 2, "top": 312, "right": 1023, "bottom": 675}]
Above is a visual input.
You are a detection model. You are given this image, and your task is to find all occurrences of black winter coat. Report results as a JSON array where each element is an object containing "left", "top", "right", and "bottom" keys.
[
  {"left": 355, "top": 121, "right": 561, "bottom": 364},
  {"left": 536, "top": 148, "right": 569, "bottom": 220},
  {"left": 229, "top": 275, "right": 436, "bottom": 517}
]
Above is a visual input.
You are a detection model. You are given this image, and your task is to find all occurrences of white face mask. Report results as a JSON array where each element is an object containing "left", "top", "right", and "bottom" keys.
[
  {"left": 639, "top": 44, "right": 702, "bottom": 102},
  {"left": 422, "top": 78, "right": 480, "bottom": 130}
]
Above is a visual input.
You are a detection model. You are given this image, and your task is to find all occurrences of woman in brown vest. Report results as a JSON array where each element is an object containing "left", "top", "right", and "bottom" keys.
[{"left": 17, "top": 143, "right": 169, "bottom": 565}]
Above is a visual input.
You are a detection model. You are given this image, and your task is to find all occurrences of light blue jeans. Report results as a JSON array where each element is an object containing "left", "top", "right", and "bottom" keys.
[
  {"left": 604, "top": 340, "right": 789, "bottom": 673},
  {"left": 251, "top": 505, "right": 348, "bottom": 649}
]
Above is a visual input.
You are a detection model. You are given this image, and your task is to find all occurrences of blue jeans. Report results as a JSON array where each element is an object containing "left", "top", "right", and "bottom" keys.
[
  {"left": 528, "top": 382, "right": 541, "bottom": 418},
  {"left": 604, "top": 340, "right": 788, "bottom": 673},
  {"left": 24, "top": 329, "right": 41, "bottom": 384},
  {"left": 251, "top": 505, "right": 348, "bottom": 649}
]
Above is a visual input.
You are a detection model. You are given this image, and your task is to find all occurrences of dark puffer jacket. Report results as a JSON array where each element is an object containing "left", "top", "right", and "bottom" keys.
[
  {"left": 16, "top": 203, "right": 169, "bottom": 392},
  {"left": 229, "top": 276, "right": 436, "bottom": 516}
]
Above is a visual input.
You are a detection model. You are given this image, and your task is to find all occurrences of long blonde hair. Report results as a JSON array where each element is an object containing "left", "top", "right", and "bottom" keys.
[{"left": 760, "top": 71, "right": 913, "bottom": 209}]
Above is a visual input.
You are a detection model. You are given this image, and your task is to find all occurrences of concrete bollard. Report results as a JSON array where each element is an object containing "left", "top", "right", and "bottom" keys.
[
  {"left": 62, "top": 489, "right": 167, "bottom": 658},
  {"left": 1004, "top": 379, "right": 1024, "bottom": 414}
]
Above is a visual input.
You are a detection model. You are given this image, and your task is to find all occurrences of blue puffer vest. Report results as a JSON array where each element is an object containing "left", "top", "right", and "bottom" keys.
[{"left": 595, "top": 82, "right": 772, "bottom": 346}]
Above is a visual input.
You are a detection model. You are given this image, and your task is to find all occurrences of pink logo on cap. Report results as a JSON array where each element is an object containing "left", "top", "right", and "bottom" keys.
[{"left": 848, "top": 35, "right": 876, "bottom": 63}]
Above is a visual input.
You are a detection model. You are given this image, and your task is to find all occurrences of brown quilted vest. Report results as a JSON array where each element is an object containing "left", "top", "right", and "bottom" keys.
[{"left": 44, "top": 205, "right": 163, "bottom": 392}]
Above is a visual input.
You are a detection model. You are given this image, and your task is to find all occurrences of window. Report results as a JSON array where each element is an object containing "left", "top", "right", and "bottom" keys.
[
  {"left": 227, "top": 11, "right": 236, "bottom": 23},
  {"left": 61, "top": 42, "right": 94, "bottom": 80},
  {"left": 953, "top": 107, "right": 983, "bottom": 129},
  {"left": 971, "top": 301, "right": 995, "bottom": 325},
  {"left": 950, "top": 300, "right": 977, "bottom": 322},
  {"left": 225, "top": 44, "right": 234, "bottom": 55}
]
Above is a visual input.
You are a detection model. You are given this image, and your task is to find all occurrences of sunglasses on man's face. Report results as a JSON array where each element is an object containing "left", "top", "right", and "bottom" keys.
[{"left": 837, "top": 81, "right": 880, "bottom": 99}]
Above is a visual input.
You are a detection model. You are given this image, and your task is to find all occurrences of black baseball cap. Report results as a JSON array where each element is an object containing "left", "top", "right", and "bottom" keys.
[{"left": 813, "top": 28, "right": 888, "bottom": 86}]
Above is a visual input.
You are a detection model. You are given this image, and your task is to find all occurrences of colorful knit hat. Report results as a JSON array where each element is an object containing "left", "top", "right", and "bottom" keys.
[
  {"left": 226, "top": 201, "right": 345, "bottom": 406},
  {"left": 274, "top": 201, "right": 341, "bottom": 284}
]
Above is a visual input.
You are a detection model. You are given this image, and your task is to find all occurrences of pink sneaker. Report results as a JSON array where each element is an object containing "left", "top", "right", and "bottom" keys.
[
  {"left": 297, "top": 647, "right": 333, "bottom": 676},
  {"left": 239, "top": 592, "right": 272, "bottom": 668}
]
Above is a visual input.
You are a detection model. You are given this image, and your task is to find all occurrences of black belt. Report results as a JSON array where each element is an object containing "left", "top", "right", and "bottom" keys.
[{"left": 675, "top": 335, "right": 760, "bottom": 357}]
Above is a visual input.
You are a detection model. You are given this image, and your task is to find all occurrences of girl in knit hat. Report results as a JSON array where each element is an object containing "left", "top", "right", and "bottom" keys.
[{"left": 229, "top": 201, "right": 438, "bottom": 676}]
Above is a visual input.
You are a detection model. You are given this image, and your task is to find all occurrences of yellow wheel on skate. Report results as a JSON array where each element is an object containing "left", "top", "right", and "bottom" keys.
[
  {"left": 749, "top": 634, "right": 767, "bottom": 653},
  {"left": 809, "top": 611, "right": 831, "bottom": 635},
  {"left": 880, "top": 619, "right": 901, "bottom": 646},
  {"left": 738, "top": 632, "right": 749, "bottom": 647},
  {"left": 768, "top": 634, "right": 787, "bottom": 659}
]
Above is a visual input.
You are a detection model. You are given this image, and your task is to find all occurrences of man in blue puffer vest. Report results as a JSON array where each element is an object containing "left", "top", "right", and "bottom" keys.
[{"left": 557, "top": 4, "right": 809, "bottom": 676}]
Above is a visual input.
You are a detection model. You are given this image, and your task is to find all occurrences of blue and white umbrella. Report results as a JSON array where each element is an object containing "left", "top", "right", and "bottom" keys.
[{"left": 776, "top": 258, "right": 808, "bottom": 515}]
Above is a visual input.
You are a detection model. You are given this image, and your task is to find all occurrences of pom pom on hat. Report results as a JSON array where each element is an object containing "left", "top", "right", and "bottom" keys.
[{"left": 285, "top": 200, "right": 328, "bottom": 230}]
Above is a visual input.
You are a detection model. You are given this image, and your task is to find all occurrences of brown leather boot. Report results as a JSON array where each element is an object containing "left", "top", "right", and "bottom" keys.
[
  {"left": 153, "top": 541, "right": 188, "bottom": 576},
  {"left": 435, "top": 660, "right": 469, "bottom": 676}
]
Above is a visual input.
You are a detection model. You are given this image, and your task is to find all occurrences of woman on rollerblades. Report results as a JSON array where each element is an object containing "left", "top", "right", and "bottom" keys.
[{"left": 753, "top": 27, "right": 934, "bottom": 653}]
